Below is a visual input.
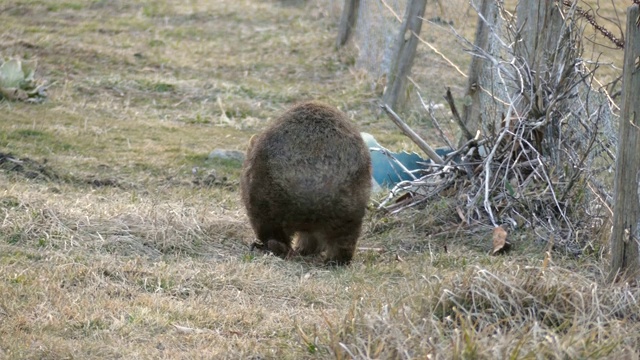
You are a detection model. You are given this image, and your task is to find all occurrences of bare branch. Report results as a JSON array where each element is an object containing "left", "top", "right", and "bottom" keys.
[
  {"left": 444, "top": 87, "right": 473, "bottom": 142},
  {"left": 380, "top": 103, "right": 445, "bottom": 164}
]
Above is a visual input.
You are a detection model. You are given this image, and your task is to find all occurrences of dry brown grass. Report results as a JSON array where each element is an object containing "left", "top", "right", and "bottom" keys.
[{"left": 0, "top": 0, "right": 637, "bottom": 358}]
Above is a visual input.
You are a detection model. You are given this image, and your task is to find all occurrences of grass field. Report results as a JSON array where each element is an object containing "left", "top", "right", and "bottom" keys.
[{"left": 1, "top": 0, "right": 638, "bottom": 358}]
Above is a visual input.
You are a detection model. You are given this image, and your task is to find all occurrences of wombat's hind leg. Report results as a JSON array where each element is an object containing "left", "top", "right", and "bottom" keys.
[
  {"left": 323, "top": 227, "right": 360, "bottom": 266},
  {"left": 266, "top": 239, "right": 292, "bottom": 258},
  {"left": 249, "top": 241, "right": 267, "bottom": 251},
  {"left": 296, "top": 232, "right": 321, "bottom": 256},
  {"left": 253, "top": 224, "right": 292, "bottom": 258}
]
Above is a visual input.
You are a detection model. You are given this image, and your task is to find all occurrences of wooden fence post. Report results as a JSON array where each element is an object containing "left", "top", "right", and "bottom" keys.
[
  {"left": 382, "top": 0, "right": 427, "bottom": 111},
  {"left": 336, "top": 0, "right": 359, "bottom": 48},
  {"left": 609, "top": 4, "right": 640, "bottom": 282}
]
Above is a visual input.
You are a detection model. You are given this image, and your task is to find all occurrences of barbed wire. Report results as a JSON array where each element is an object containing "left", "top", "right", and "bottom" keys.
[{"left": 562, "top": 1, "right": 625, "bottom": 49}]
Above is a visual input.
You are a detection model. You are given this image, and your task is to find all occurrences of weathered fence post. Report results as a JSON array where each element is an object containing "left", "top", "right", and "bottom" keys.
[
  {"left": 382, "top": 0, "right": 427, "bottom": 111},
  {"left": 609, "top": 4, "right": 640, "bottom": 282},
  {"left": 336, "top": 0, "right": 359, "bottom": 48}
]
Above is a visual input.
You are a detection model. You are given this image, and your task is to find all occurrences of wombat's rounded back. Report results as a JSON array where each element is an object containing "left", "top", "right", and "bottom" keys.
[{"left": 241, "top": 101, "right": 371, "bottom": 228}]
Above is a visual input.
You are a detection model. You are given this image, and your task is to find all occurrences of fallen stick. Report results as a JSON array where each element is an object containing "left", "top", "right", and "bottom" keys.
[
  {"left": 357, "top": 247, "right": 385, "bottom": 253},
  {"left": 380, "top": 103, "right": 445, "bottom": 164}
]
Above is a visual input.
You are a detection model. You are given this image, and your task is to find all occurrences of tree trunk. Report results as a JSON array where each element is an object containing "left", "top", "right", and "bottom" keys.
[
  {"left": 336, "top": 0, "right": 359, "bottom": 48},
  {"left": 459, "top": 0, "right": 505, "bottom": 146},
  {"left": 514, "top": 0, "right": 569, "bottom": 164},
  {"left": 609, "top": 4, "right": 640, "bottom": 282},
  {"left": 382, "top": 0, "right": 427, "bottom": 111}
]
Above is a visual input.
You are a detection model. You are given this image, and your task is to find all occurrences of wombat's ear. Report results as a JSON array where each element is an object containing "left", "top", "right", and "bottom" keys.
[{"left": 248, "top": 134, "right": 257, "bottom": 149}]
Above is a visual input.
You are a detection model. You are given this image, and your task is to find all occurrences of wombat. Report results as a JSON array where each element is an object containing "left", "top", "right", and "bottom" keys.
[{"left": 241, "top": 101, "right": 372, "bottom": 265}]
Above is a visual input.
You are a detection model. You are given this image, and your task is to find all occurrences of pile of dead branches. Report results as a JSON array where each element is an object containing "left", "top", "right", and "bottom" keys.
[{"left": 378, "top": 2, "right": 618, "bottom": 254}]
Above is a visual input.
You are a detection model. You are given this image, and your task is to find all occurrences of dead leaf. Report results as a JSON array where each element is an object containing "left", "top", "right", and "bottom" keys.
[
  {"left": 492, "top": 226, "right": 510, "bottom": 255},
  {"left": 456, "top": 206, "right": 467, "bottom": 224},
  {"left": 395, "top": 253, "right": 404, "bottom": 262},
  {"left": 542, "top": 251, "right": 552, "bottom": 269}
]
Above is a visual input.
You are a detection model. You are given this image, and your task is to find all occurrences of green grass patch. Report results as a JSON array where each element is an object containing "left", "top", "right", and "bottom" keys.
[
  {"left": 46, "top": 1, "right": 84, "bottom": 11},
  {"left": 3, "top": 129, "right": 74, "bottom": 154}
]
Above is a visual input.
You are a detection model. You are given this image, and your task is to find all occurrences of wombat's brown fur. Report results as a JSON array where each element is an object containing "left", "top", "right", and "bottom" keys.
[{"left": 241, "top": 101, "right": 372, "bottom": 265}]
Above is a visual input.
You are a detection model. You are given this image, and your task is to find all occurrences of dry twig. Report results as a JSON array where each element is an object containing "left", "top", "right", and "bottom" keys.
[{"left": 380, "top": 103, "right": 445, "bottom": 164}]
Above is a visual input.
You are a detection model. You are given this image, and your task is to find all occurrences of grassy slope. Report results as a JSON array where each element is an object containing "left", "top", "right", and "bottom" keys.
[{"left": 0, "top": 0, "right": 637, "bottom": 359}]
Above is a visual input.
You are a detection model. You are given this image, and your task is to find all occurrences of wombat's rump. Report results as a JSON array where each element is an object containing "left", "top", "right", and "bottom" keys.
[{"left": 240, "top": 101, "right": 372, "bottom": 265}]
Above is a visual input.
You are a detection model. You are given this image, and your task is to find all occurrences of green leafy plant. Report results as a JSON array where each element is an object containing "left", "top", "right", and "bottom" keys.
[{"left": 0, "top": 58, "right": 49, "bottom": 102}]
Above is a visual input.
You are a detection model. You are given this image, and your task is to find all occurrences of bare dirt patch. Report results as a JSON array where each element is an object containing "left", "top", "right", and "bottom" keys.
[{"left": 0, "top": 151, "right": 59, "bottom": 181}]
